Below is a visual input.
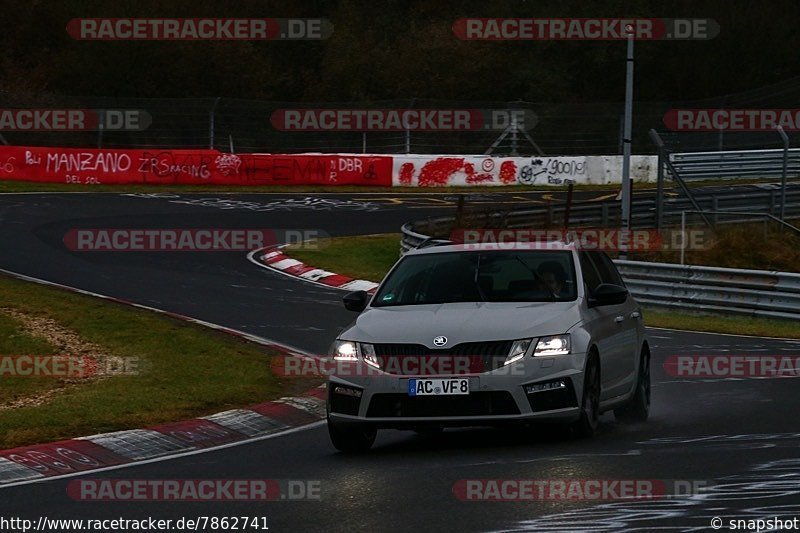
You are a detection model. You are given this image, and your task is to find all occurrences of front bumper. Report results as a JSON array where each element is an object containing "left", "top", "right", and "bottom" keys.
[{"left": 327, "top": 351, "right": 587, "bottom": 429}]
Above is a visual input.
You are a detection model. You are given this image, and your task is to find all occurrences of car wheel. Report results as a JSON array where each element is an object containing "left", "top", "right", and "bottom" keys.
[
  {"left": 571, "top": 354, "right": 600, "bottom": 438},
  {"left": 614, "top": 345, "right": 651, "bottom": 423},
  {"left": 327, "top": 417, "right": 377, "bottom": 452}
]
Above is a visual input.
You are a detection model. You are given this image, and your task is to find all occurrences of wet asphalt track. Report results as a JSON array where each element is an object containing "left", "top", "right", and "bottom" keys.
[{"left": 0, "top": 190, "right": 799, "bottom": 532}]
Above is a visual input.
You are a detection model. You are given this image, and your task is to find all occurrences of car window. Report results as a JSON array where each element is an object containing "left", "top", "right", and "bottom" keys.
[
  {"left": 578, "top": 251, "right": 602, "bottom": 294},
  {"left": 372, "top": 250, "right": 577, "bottom": 306},
  {"left": 589, "top": 251, "right": 624, "bottom": 286}
]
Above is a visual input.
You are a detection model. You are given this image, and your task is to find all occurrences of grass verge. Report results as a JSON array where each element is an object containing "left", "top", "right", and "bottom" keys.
[
  {"left": 285, "top": 233, "right": 800, "bottom": 339},
  {"left": 627, "top": 224, "right": 800, "bottom": 273},
  {"left": 0, "top": 274, "right": 319, "bottom": 449},
  {"left": 288, "top": 234, "right": 402, "bottom": 282}
]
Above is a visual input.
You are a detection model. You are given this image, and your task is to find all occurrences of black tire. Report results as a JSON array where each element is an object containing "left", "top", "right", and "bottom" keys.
[
  {"left": 571, "top": 354, "right": 600, "bottom": 438},
  {"left": 327, "top": 418, "right": 377, "bottom": 453},
  {"left": 614, "top": 345, "right": 651, "bottom": 423}
]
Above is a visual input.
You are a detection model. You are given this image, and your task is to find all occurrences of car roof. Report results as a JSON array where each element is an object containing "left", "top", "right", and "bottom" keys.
[{"left": 406, "top": 241, "right": 578, "bottom": 255}]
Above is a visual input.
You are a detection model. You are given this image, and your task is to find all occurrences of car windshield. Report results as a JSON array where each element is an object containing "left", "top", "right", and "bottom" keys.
[{"left": 372, "top": 250, "right": 577, "bottom": 306}]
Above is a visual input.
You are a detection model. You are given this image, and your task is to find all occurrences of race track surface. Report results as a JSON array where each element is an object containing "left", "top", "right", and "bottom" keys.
[{"left": 0, "top": 191, "right": 798, "bottom": 532}]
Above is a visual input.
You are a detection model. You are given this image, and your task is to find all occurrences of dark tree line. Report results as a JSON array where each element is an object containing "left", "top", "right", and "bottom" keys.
[{"left": 1, "top": 0, "right": 799, "bottom": 103}]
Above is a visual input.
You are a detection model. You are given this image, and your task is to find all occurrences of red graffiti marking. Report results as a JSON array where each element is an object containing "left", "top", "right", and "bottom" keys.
[
  {"left": 418, "top": 157, "right": 465, "bottom": 186},
  {"left": 399, "top": 162, "right": 415, "bottom": 185},
  {"left": 499, "top": 160, "right": 518, "bottom": 184},
  {"left": 464, "top": 162, "right": 493, "bottom": 183}
]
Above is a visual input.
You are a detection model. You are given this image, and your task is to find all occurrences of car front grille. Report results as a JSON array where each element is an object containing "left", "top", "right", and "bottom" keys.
[
  {"left": 366, "top": 391, "right": 520, "bottom": 418},
  {"left": 372, "top": 341, "right": 513, "bottom": 375}
]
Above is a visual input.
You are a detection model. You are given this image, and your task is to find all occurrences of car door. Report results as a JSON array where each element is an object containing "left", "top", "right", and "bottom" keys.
[
  {"left": 578, "top": 251, "right": 618, "bottom": 401},
  {"left": 588, "top": 251, "right": 639, "bottom": 398}
]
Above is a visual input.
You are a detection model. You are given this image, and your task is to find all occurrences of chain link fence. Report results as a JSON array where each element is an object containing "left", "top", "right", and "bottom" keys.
[{"left": 4, "top": 76, "right": 800, "bottom": 155}]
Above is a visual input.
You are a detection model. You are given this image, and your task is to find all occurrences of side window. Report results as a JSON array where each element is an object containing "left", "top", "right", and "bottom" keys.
[
  {"left": 578, "top": 252, "right": 601, "bottom": 294},
  {"left": 590, "top": 251, "right": 624, "bottom": 286}
]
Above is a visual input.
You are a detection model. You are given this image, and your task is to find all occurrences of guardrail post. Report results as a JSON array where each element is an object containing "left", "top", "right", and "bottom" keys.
[
  {"left": 680, "top": 211, "right": 686, "bottom": 265},
  {"left": 711, "top": 197, "right": 719, "bottom": 226},
  {"left": 564, "top": 183, "right": 574, "bottom": 229},
  {"left": 455, "top": 194, "right": 465, "bottom": 229}
]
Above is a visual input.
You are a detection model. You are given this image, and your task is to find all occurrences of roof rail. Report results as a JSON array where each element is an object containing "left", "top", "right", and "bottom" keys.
[{"left": 415, "top": 237, "right": 452, "bottom": 250}]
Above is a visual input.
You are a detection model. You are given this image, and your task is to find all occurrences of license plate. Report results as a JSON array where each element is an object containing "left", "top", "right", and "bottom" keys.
[{"left": 408, "top": 378, "right": 469, "bottom": 396}]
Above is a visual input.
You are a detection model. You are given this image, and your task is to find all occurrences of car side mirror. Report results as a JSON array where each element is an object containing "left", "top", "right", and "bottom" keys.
[
  {"left": 343, "top": 290, "right": 369, "bottom": 312},
  {"left": 588, "top": 283, "right": 628, "bottom": 307}
]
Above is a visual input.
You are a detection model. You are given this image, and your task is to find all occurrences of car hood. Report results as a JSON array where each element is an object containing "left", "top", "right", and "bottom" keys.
[{"left": 339, "top": 301, "right": 583, "bottom": 347}]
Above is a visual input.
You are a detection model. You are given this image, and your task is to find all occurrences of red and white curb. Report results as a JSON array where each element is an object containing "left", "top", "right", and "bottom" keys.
[
  {"left": 0, "top": 266, "right": 328, "bottom": 488},
  {"left": 0, "top": 386, "right": 326, "bottom": 487},
  {"left": 248, "top": 246, "right": 379, "bottom": 292}
]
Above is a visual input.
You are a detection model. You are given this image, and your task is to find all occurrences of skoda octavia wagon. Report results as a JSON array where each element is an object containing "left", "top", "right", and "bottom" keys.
[{"left": 326, "top": 241, "right": 650, "bottom": 452}]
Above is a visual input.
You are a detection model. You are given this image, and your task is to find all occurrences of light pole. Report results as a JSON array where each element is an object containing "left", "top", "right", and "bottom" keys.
[{"left": 620, "top": 26, "right": 635, "bottom": 257}]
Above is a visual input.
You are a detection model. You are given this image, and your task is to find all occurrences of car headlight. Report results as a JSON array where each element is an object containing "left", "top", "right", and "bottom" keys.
[
  {"left": 533, "top": 334, "right": 571, "bottom": 356},
  {"left": 359, "top": 343, "right": 381, "bottom": 368},
  {"left": 331, "top": 340, "right": 381, "bottom": 368},
  {"left": 504, "top": 338, "right": 534, "bottom": 366},
  {"left": 331, "top": 340, "right": 358, "bottom": 361}
]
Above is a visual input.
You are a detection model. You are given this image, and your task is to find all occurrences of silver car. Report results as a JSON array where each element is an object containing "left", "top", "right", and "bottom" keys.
[{"left": 326, "top": 241, "right": 650, "bottom": 452}]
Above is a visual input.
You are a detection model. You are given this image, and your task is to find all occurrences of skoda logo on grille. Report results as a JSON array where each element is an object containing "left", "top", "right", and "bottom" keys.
[{"left": 433, "top": 336, "right": 448, "bottom": 347}]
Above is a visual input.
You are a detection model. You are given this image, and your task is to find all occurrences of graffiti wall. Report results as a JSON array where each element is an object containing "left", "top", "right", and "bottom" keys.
[
  {"left": 392, "top": 154, "right": 657, "bottom": 186},
  {"left": 0, "top": 146, "right": 393, "bottom": 186},
  {"left": 0, "top": 146, "right": 656, "bottom": 187}
]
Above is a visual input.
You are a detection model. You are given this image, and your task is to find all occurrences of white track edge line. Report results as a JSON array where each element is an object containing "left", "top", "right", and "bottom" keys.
[{"left": 0, "top": 421, "right": 326, "bottom": 489}]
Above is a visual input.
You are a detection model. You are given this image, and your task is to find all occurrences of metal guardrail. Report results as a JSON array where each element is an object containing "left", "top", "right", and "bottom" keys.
[
  {"left": 615, "top": 260, "right": 800, "bottom": 320},
  {"left": 401, "top": 223, "right": 800, "bottom": 319},
  {"left": 669, "top": 148, "right": 800, "bottom": 180},
  {"left": 401, "top": 185, "right": 800, "bottom": 246}
]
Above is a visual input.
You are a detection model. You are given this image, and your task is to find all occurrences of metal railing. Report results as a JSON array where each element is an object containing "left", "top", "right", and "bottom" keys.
[
  {"left": 615, "top": 260, "right": 800, "bottom": 320},
  {"left": 668, "top": 148, "right": 800, "bottom": 180},
  {"left": 400, "top": 185, "right": 800, "bottom": 250}
]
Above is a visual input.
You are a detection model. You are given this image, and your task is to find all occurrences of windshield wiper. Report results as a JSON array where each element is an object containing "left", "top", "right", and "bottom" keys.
[{"left": 513, "top": 255, "right": 557, "bottom": 301}]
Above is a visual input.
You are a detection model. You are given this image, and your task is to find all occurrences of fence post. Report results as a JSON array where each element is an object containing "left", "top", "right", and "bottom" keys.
[
  {"left": 510, "top": 115, "right": 519, "bottom": 156},
  {"left": 649, "top": 129, "right": 665, "bottom": 230},
  {"left": 776, "top": 125, "right": 789, "bottom": 223},
  {"left": 717, "top": 94, "right": 728, "bottom": 151},
  {"left": 209, "top": 97, "right": 221, "bottom": 150},
  {"left": 405, "top": 97, "right": 415, "bottom": 153},
  {"left": 96, "top": 109, "right": 104, "bottom": 148}
]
